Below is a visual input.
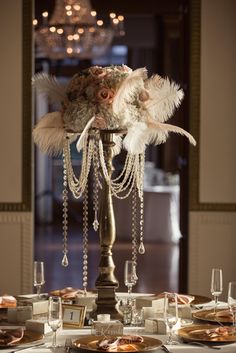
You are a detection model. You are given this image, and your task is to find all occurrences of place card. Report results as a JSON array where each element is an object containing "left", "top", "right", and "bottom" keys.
[
  {"left": 8, "top": 306, "right": 32, "bottom": 324},
  {"left": 135, "top": 296, "right": 164, "bottom": 312},
  {"left": 26, "top": 318, "right": 52, "bottom": 334},
  {"left": 17, "top": 299, "right": 49, "bottom": 316},
  {"left": 92, "top": 320, "right": 123, "bottom": 336},
  {"left": 145, "top": 318, "right": 166, "bottom": 334}
]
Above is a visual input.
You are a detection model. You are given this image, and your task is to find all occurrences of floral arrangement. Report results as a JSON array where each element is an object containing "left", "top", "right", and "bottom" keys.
[{"left": 32, "top": 64, "right": 196, "bottom": 156}]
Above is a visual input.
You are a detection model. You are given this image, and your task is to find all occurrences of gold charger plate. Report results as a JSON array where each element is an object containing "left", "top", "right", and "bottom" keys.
[
  {"left": 193, "top": 309, "right": 233, "bottom": 324},
  {"left": 0, "top": 330, "right": 43, "bottom": 349},
  {"left": 178, "top": 324, "right": 236, "bottom": 343},
  {"left": 73, "top": 335, "right": 162, "bottom": 352},
  {"left": 190, "top": 294, "right": 212, "bottom": 306}
]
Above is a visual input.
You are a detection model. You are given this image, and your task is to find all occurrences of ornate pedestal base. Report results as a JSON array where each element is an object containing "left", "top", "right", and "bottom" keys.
[{"left": 90, "top": 130, "right": 123, "bottom": 321}]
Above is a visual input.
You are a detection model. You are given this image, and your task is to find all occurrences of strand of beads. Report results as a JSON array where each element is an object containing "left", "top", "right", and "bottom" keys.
[
  {"left": 82, "top": 183, "right": 89, "bottom": 294},
  {"left": 92, "top": 136, "right": 101, "bottom": 231},
  {"left": 131, "top": 187, "right": 138, "bottom": 269},
  {"left": 61, "top": 143, "right": 69, "bottom": 267},
  {"left": 138, "top": 152, "right": 145, "bottom": 254}
]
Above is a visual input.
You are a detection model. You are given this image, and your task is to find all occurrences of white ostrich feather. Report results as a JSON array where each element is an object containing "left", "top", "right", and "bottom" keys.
[
  {"left": 112, "top": 135, "right": 123, "bottom": 156},
  {"left": 32, "top": 112, "right": 65, "bottom": 155},
  {"left": 32, "top": 72, "right": 66, "bottom": 104},
  {"left": 123, "top": 122, "right": 150, "bottom": 154},
  {"left": 123, "top": 119, "right": 196, "bottom": 155},
  {"left": 76, "top": 116, "right": 95, "bottom": 152},
  {"left": 147, "top": 121, "right": 196, "bottom": 146},
  {"left": 113, "top": 68, "right": 148, "bottom": 115},
  {"left": 144, "top": 76, "right": 184, "bottom": 122}
]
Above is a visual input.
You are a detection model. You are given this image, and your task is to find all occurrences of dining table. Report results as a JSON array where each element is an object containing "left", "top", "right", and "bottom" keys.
[{"left": 1, "top": 295, "right": 236, "bottom": 353}]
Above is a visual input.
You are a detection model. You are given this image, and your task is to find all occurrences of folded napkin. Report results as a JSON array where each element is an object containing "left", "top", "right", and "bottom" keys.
[
  {"left": 157, "top": 292, "right": 195, "bottom": 305},
  {"left": 0, "top": 295, "right": 17, "bottom": 308},
  {"left": 50, "top": 287, "right": 84, "bottom": 299},
  {"left": 191, "top": 326, "right": 234, "bottom": 339},
  {"left": 0, "top": 328, "right": 24, "bottom": 346},
  {"left": 215, "top": 309, "right": 232, "bottom": 319}
]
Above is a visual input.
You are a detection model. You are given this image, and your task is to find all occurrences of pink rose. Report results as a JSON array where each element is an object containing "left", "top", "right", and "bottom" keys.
[
  {"left": 92, "top": 116, "right": 107, "bottom": 129},
  {"left": 139, "top": 90, "right": 150, "bottom": 102},
  {"left": 96, "top": 87, "right": 115, "bottom": 104},
  {"left": 89, "top": 66, "right": 107, "bottom": 79}
]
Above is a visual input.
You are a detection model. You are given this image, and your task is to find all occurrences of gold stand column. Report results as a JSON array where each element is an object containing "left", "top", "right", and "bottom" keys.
[{"left": 91, "top": 130, "right": 123, "bottom": 320}]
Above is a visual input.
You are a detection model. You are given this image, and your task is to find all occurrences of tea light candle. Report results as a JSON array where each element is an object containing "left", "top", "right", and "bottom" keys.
[{"left": 97, "top": 314, "right": 110, "bottom": 322}]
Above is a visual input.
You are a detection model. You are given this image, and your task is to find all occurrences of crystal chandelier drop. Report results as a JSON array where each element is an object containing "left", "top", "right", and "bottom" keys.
[{"left": 34, "top": 0, "right": 125, "bottom": 60}]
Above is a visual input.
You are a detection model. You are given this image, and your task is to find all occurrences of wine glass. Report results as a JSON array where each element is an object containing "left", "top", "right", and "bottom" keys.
[
  {"left": 48, "top": 296, "right": 62, "bottom": 348},
  {"left": 163, "top": 292, "right": 179, "bottom": 345},
  {"left": 210, "top": 268, "right": 223, "bottom": 312},
  {"left": 124, "top": 260, "right": 137, "bottom": 295},
  {"left": 228, "top": 282, "right": 236, "bottom": 326},
  {"left": 33, "top": 261, "right": 45, "bottom": 297}
]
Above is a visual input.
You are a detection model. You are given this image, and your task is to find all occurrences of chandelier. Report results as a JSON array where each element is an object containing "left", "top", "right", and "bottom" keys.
[{"left": 34, "top": 0, "right": 125, "bottom": 60}]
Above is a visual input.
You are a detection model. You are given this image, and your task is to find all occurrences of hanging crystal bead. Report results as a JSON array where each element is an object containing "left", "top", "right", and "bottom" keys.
[
  {"left": 138, "top": 241, "right": 145, "bottom": 254},
  {"left": 61, "top": 253, "right": 69, "bottom": 267}
]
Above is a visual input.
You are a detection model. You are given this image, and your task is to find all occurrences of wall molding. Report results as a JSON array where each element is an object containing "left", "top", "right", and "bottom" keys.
[
  {"left": 188, "top": 211, "right": 236, "bottom": 295},
  {"left": 189, "top": 0, "right": 236, "bottom": 212},
  {"left": 0, "top": 212, "right": 33, "bottom": 293},
  {"left": 0, "top": 0, "right": 32, "bottom": 212}
]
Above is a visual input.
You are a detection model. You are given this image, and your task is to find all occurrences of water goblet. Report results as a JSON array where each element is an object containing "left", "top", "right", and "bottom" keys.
[
  {"left": 163, "top": 292, "right": 179, "bottom": 345},
  {"left": 48, "top": 296, "right": 62, "bottom": 348},
  {"left": 33, "top": 261, "right": 45, "bottom": 297},
  {"left": 228, "top": 282, "right": 236, "bottom": 326},
  {"left": 124, "top": 260, "right": 137, "bottom": 295},
  {"left": 210, "top": 268, "right": 223, "bottom": 312}
]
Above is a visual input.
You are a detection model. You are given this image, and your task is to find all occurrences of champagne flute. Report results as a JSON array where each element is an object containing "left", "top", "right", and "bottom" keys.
[
  {"left": 33, "top": 261, "right": 45, "bottom": 297},
  {"left": 124, "top": 260, "right": 137, "bottom": 295},
  {"left": 210, "top": 268, "right": 223, "bottom": 312},
  {"left": 163, "top": 292, "right": 179, "bottom": 345},
  {"left": 48, "top": 296, "right": 62, "bottom": 348},
  {"left": 228, "top": 282, "right": 236, "bottom": 326}
]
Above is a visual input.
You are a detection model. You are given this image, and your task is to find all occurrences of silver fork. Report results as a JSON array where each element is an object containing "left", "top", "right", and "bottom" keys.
[
  {"left": 65, "top": 338, "right": 73, "bottom": 353},
  {"left": 161, "top": 344, "right": 172, "bottom": 353}
]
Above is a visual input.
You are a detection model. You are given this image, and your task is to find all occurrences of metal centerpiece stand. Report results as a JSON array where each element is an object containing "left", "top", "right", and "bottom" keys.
[
  {"left": 32, "top": 64, "right": 195, "bottom": 323},
  {"left": 91, "top": 130, "right": 124, "bottom": 320}
]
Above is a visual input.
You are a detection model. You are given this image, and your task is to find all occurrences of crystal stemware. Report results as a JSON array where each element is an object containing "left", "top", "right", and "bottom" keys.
[
  {"left": 33, "top": 261, "right": 45, "bottom": 297},
  {"left": 228, "top": 282, "right": 236, "bottom": 326},
  {"left": 48, "top": 296, "right": 62, "bottom": 348},
  {"left": 163, "top": 292, "right": 179, "bottom": 345},
  {"left": 124, "top": 260, "right": 137, "bottom": 295},
  {"left": 210, "top": 268, "right": 223, "bottom": 312}
]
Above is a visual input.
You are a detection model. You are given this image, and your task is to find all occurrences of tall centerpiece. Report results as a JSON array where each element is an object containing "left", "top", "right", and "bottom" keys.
[{"left": 32, "top": 65, "right": 196, "bottom": 318}]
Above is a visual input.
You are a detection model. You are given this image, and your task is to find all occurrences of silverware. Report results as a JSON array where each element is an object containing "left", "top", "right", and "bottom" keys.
[
  {"left": 161, "top": 344, "right": 172, "bottom": 353},
  {"left": 65, "top": 338, "right": 73, "bottom": 353}
]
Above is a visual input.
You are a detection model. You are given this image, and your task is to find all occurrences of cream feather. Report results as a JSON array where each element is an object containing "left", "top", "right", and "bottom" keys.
[
  {"left": 32, "top": 112, "right": 65, "bottom": 155},
  {"left": 144, "top": 76, "right": 184, "bottom": 122},
  {"left": 146, "top": 121, "right": 196, "bottom": 146},
  {"left": 123, "top": 122, "right": 150, "bottom": 154},
  {"left": 76, "top": 116, "right": 96, "bottom": 152},
  {"left": 123, "top": 119, "right": 196, "bottom": 155},
  {"left": 112, "top": 68, "right": 148, "bottom": 115},
  {"left": 32, "top": 73, "right": 66, "bottom": 104}
]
